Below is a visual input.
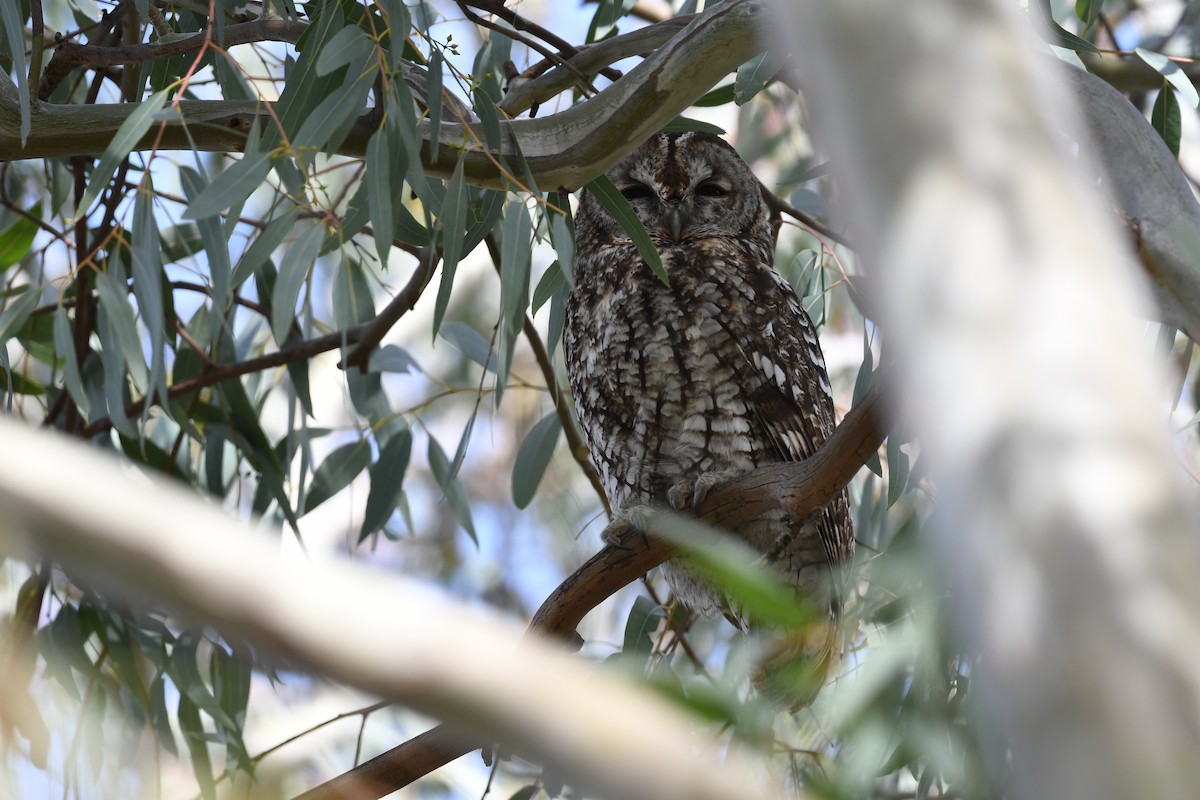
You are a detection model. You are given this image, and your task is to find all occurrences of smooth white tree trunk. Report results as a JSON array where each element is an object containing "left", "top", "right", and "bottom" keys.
[{"left": 775, "top": 1, "right": 1200, "bottom": 797}]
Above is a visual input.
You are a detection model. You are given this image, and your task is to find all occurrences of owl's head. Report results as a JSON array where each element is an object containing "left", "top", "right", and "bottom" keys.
[{"left": 577, "top": 131, "right": 768, "bottom": 248}]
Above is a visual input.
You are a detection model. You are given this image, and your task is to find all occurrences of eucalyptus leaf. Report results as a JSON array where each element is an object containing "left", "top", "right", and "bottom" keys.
[
  {"left": 304, "top": 440, "right": 372, "bottom": 513},
  {"left": 428, "top": 436, "right": 477, "bottom": 542},
  {"left": 586, "top": 175, "right": 666, "bottom": 285},
  {"left": 512, "top": 411, "right": 562, "bottom": 508}
]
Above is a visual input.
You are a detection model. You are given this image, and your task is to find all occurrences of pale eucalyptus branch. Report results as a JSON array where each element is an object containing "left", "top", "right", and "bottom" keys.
[
  {"left": 0, "top": 415, "right": 782, "bottom": 800},
  {"left": 0, "top": 0, "right": 767, "bottom": 189}
]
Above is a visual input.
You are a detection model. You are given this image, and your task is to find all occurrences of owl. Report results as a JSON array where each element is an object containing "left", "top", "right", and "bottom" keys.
[{"left": 564, "top": 131, "right": 853, "bottom": 633}]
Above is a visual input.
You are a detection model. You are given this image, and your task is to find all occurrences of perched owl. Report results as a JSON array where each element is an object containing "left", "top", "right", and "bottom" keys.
[{"left": 564, "top": 131, "right": 853, "bottom": 634}]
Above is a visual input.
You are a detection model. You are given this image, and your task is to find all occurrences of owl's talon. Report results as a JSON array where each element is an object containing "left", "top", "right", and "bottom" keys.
[
  {"left": 601, "top": 511, "right": 652, "bottom": 551},
  {"left": 669, "top": 471, "right": 740, "bottom": 515}
]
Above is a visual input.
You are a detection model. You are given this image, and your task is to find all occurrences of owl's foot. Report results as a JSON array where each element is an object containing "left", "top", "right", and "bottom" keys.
[
  {"left": 667, "top": 470, "right": 742, "bottom": 515},
  {"left": 600, "top": 505, "right": 654, "bottom": 550}
]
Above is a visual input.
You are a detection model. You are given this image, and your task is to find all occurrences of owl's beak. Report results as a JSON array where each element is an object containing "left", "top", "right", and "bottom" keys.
[{"left": 664, "top": 206, "right": 686, "bottom": 243}]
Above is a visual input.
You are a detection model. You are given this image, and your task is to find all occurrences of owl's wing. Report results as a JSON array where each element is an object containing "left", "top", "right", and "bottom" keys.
[{"left": 717, "top": 257, "right": 837, "bottom": 465}]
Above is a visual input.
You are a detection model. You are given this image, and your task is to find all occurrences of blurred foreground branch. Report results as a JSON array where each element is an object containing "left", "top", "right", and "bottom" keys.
[
  {"left": 298, "top": 380, "right": 888, "bottom": 799},
  {"left": 780, "top": 2, "right": 1200, "bottom": 798},
  {"left": 0, "top": 417, "right": 783, "bottom": 800}
]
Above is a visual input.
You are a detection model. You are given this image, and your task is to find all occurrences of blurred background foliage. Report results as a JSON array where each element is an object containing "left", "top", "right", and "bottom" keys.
[{"left": 0, "top": 0, "right": 1197, "bottom": 798}]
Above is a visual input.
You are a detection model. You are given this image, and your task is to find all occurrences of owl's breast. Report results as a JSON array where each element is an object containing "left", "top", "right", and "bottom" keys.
[{"left": 565, "top": 244, "right": 765, "bottom": 508}]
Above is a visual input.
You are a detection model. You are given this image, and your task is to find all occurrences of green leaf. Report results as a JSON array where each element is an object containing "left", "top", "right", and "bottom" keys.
[
  {"left": 294, "top": 55, "right": 378, "bottom": 155},
  {"left": 545, "top": 194, "right": 575, "bottom": 289},
  {"left": 177, "top": 693, "right": 216, "bottom": 800},
  {"left": 53, "top": 306, "right": 89, "bottom": 417},
  {"left": 426, "top": 49, "right": 444, "bottom": 162},
  {"left": 1045, "top": 21, "right": 1101, "bottom": 53},
  {"left": 622, "top": 595, "right": 665, "bottom": 660},
  {"left": 440, "top": 322, "right": 496, "bottom": 372},
  {"left": 148, "top": 672, "right": 178, "bottom": 756},
  {"left": 132, "top": 181, "right": 168, "bottom": 415},
  {"left": 586, "top": 175, "right": 667, "bottom": 285},
  {"left": 331, "top": 255, "right": 375, "bottom": 329},
  {"left": 232, "top": 207, "right": 298, "bottom": 289},
  {"left": 182, "top": 151, "right": 274, "bottom": 221},
  {"left": 531, "top": 261, "right": 566, "bottom": 315},
  {"left": 1, "top": 0, "right": 30, "bottom": 144},
  {"left": 369, "top": 344, "right": 419, "bottom": 374},
  {"left": 360, "top": 428, "right": 412, "bottom": 540},
  {"left": 76, "top": 90, "right": 171, "bottom": 219},
  {"left": 512, "top": 411, "right": 562, "bottom": 508},
  {"left": 734, "top": 50, "right": 786, "bottom": 105},
  {"left": 695, "top": 84, "right": 736, "bottom": 107},
  {"left": 1137, "top": 48, "right": 1200, "bottom": 109},
  {"left": 315, "top": 25, "right": 372, "bottom": 75},
  {"left": 497, "top": 200, "right": 533, "bottom": 402},
  {"left": 271, "top": 221, "right": 326, "bottom": 345},
  {"left": 1152, "top": 83, "right": 1182, "bottom": 157},
  {"left": 96, "top": 267, "right": 148, "bottom": 391},
  {"left": 366, "top": 127, "right": 396, "bottom": 265},
  {"left": 660, "top": 116, "right": 726, "bottom": 135},
  {"left": 433, "top": 158, "right": 469, "bottom": 338},
  {"left": 645, "top": 511, "right": 812, "bottom": 629},
  {"left": 169, "top": 634, "right": 238, "bottom": 732},
  {"left": 0, "top": 203, "right": 39, "bottom": 272},
  {"left": 304, "top": 439, "right": 372, "bottom": 513},
  {"left": 0, "top": 286, "right": 40, "bottom": 344},
  {"left": 180, "top": 167, "right": 233, "bottom": 342},
  {"left": 429, "top": 435, "right": 477, "bottom": 542}
]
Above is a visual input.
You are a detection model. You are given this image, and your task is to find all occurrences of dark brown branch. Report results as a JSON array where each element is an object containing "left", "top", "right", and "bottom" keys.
[
  {"left": 292, "top": 378, "right": 888, "bottom": 800},
  {"left": 341, "top": 246, "right": 439, "bottom": 370},
  {"left": 760, "top": 181, "right": 856, "bottom": 252},
  {"left": 459, "top": 0, "right": 621, "bottom": 82}
]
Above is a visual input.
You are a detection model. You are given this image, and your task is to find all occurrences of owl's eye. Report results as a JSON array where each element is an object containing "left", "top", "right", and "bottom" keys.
[
  {"left": 620, "top": 184, "right": 653, "bottom": 201},
  {"left": 696, "top": 182, "right": 728, "bottom": 198}
]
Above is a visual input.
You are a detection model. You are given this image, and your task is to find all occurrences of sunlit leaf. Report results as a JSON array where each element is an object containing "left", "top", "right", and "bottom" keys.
[{"left": 1137, "top": 48, "right": 1200, "bottom": 109}]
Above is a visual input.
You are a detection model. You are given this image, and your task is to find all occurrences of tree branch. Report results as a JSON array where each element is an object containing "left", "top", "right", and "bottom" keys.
[
  {"left": 1, "top": 0, "right": 767, "bottom": 189},
  {"left": 295, "top": 379, "right": 888, "bottom": 800},
  {"left": 0, "top": 416, "right": 785, "bottom": 800}
]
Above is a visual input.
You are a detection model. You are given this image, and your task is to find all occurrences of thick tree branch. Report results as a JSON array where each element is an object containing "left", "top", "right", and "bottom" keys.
[
  {"left": 1, "top": 0, "right": 766, "bottom": 189},
  {"left": 296, "top": 380, "right": 888, "bottom": 800}
]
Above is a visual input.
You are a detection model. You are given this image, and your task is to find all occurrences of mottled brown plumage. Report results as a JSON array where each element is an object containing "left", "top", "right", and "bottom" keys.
[{"left": 564, "top": 131, "right": 853, "bottom": 626}]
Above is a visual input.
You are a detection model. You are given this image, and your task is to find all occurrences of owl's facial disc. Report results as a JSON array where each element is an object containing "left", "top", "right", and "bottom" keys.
[{"left": 616, "top": 178, "right": 732, "bottom": 244}]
